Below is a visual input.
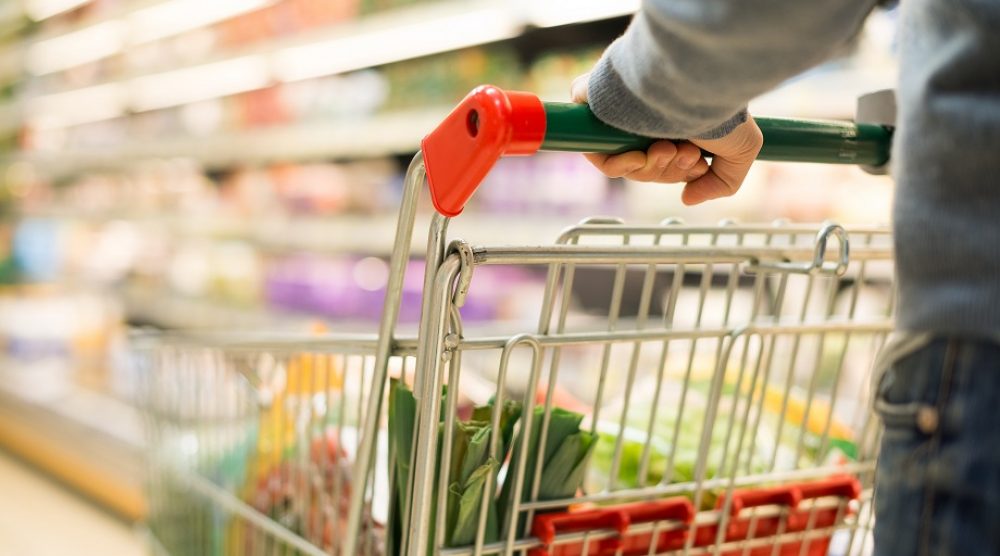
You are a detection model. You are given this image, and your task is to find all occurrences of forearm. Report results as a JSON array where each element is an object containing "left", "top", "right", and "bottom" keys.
[{"left": 588, "top": 0, "right": 878, "bottom": 138}]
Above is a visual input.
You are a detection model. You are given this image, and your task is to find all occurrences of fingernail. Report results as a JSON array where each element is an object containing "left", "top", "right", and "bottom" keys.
[{"left": 677, "top": 156, "right": 696, "bottom": 169}]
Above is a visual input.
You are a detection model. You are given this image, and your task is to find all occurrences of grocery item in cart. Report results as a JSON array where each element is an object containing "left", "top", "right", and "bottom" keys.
[
  {"left": 589, "top": 372, "right": 857, "bottom": 508},
  {"left": 497, "top": 405, "right": 597, "bottom": 534},
  {"left": 387, "top": 379, "right": 523, "bottom": 552}
]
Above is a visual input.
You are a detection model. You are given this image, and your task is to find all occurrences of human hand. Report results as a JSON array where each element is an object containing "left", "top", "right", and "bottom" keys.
[{"left": 571, "top": 74, "right": 763, "bottom": 205}]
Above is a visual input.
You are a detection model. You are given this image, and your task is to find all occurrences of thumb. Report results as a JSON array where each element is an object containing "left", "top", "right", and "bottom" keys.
[
  {"left": 571, "top": 73, "right": 590, "bottom": 104},
  {"left": 680, "top": 157, "right": 752, "bottom": 205},
  {"left": 681, "top": 120, "right": 763, "bottom": 205}
]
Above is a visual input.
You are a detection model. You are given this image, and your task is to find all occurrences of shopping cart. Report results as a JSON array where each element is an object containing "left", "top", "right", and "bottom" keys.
[{"left": 141, "top": 86, "right": 896, "bottom": 556}]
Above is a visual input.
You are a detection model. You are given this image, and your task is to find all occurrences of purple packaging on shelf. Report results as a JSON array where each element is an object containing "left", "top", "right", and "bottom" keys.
[{"left": 264, "top": 254, "right": 542, "bottom": 323}]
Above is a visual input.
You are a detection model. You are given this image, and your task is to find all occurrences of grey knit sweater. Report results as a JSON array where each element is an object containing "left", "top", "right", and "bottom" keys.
[{"left": 588, "top": 0, "right": 1000, "bottom": 336}]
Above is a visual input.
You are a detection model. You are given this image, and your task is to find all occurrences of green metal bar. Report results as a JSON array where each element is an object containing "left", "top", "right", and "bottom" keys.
[{"left": 540, "top": 102, "right": 892, "bottom": 167}]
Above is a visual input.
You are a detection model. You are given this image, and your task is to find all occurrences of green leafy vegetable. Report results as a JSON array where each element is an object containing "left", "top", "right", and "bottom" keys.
[
  {"left": 447, "top": 457, "right": 500, "bottom": 546},
  {"left": 387, "top": 380, "right": 523, "bottom": 553},
  {"left": 498, "top": 406, "right": 596, "bottom": 535}
]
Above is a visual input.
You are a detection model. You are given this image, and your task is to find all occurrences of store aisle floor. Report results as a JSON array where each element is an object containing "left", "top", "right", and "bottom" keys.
[{"left": 0, "top": 451, "right": 144, "bottom": 556}]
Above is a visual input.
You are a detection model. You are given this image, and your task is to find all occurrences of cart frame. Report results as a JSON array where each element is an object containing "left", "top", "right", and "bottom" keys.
[{"left": 140, "top": 86, "right": 896, "bottom": 556}]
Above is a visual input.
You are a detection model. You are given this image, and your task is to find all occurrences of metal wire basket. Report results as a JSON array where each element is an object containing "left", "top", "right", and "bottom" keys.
[{"left": 141, "top": 86, "right": 895, "bottom": 556}]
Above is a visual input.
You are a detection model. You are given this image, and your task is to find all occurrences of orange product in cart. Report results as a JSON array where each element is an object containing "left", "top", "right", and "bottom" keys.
[{"left": 529, "top": 476, "right": 860, "bottom": 556}]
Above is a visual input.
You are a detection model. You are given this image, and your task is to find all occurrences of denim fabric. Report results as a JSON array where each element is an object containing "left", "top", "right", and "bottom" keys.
[{"left": 873, "top": 337, "right": 1000, "bottom": 556}]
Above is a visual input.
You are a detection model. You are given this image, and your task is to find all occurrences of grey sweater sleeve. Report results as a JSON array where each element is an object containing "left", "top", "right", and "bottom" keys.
[{"left": 588, "top": 0, "right": 878, "bottom": 139}]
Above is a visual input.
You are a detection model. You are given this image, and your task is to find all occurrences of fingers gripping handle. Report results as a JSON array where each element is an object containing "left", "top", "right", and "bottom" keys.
[{"left": 422, "top": 85, "right": 894, "bottom": 217}]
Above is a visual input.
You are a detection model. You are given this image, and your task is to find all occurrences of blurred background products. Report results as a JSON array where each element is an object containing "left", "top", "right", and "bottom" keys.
[{"left": 0, "top": 0, "right": 898, "bottom": 553}]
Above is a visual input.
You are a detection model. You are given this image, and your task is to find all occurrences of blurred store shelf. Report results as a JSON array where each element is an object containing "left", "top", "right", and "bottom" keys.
[
  {"left": 0, "top": 100, "right": 19, "bottom": 136},
  {"left": 0, "top": 370, "right": 145, "bottom": 521},
  {"left": 0, "top": 44, "right": 23, "bottom": 84},
  {"left": 20, "top": 209, "right": 576, "bottom": 254},
  {"left": 123, "top": 283, "right": 319, "bottom": 330},
  {"left": 22, "top": 0, "right": 128, "bottom": 27},
  {"left": 8, "top": 67, "right": 898, "bottom": 178},
  {"left": 0, "top": 2, "right": 25, "bottom": 33},
  {"left": 14, "top": 108, "right": 450, "bottom": 176},
  {"left": 26, "top": 0, "right": 637, "bottom": 77},
  {"left": 15, "top": 0, "right": 637, "bottom": 131}
]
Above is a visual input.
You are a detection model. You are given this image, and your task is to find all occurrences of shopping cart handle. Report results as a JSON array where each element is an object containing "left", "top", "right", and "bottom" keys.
[
  {"left": 422, "top": 85, "right": 893, "bottom": 217},
  {"left": 542, "top": 102, "right": 892, "bottom": 166}
]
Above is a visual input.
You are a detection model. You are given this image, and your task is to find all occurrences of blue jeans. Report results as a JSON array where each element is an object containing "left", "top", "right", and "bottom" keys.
[{"left": 873, "top": 337, "right": 1000, "bottom": 556}]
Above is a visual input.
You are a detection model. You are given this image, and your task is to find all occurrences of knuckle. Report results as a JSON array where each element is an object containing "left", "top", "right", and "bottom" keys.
[
  {"left": 743, "top": 125, "right": 764, "bottom": 154},
  {"left": 657, "top": 140, "right": 679, "bottom": 156},
  {"left": 679, "top": 140, "right": 699, "bottom": 153}
]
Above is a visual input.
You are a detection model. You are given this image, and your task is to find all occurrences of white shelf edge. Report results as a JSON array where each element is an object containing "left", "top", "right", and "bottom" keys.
[
  {"left": 15, "top": 209, "right": 575, "bottom": 255},
  {"left": 12, "top": 107, "right": 450, "bottom": 174},
  {"left": 0, "top": 367, "right": 144, "bottom": 450}
]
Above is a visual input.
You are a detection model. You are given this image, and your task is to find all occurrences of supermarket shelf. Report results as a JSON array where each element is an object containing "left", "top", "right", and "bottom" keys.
[
  {"left": 0, "top": 1, "right": 24, "bottom": 30},
  {"left": 14, "top": 108, "right": 450, "bottom": 175},
  {"left": 11, "top": 64, "right": 897, "bottom": 175},
  {"left": 28, "top": 0, "right": 637, "bottom": 77},
  {"left": 123, "top": 284, "right": 324, "bottom": 330},
  {"left": 20, "top": 209, "right": 577, "bottom": 255},
  {"left": 205, "top": 212, "right": 575, "bottom": 255},
  {"left": 0, "top": 369, "right": 146, "bottom": 521},
  {"left": 0, "top": 99, "right": 19, "bottom": 136},
  {"left": 26, "top": 0, "right": 171, "bottom": 42},
  {"left": 23, "top": 0, "right": 637, "bottom": 124}
]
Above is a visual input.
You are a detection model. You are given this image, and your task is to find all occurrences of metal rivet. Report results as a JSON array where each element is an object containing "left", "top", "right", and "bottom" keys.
[{"left": 916, "top": 406, "right": 939, "bottom": 434}]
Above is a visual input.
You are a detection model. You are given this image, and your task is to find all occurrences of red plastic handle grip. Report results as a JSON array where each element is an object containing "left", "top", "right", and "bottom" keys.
[
  {"left": 421, "top": 85, "right": 545, "bottom": 217},
  {"left": 616, "top": 499, "right": 696, "bottom": 556},
  {"left": 622, "top": 498, "right": 695, "bottom": 524},
  {"left": 723, "top": 486, "right": 803, "bottom": 516},
  {"left": 796, "top": 475, "right": 861, "bottom": 501},
  {"left": 532, "top": 509, "right": 629, "bottom": 545},
  {"left": 530, "top": 498, "right": 695, "bottom": 556}
]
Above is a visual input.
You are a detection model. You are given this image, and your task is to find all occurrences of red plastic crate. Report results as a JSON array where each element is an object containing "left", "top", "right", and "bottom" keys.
[
  {"left": 530, "top": 498, "right": 694, "bottom": 556},
  {"left": 528, "top": 476, "right": 860, "bottom": 556},
  {"left": 694, "top": 475, "right": 861, "bottom": 556}
]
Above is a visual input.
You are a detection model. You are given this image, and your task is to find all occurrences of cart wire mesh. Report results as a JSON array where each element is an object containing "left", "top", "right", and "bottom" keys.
[{"left": 141, "top": 216, "right": 893, "bottom": 556}]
